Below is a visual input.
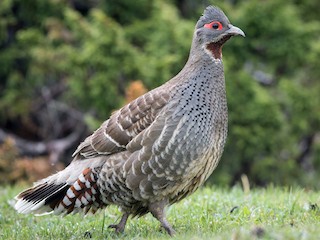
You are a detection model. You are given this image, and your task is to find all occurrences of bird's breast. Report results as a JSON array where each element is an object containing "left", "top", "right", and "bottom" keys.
[{"left": 164, "top": 73, "right": 228, "bottom": 179}]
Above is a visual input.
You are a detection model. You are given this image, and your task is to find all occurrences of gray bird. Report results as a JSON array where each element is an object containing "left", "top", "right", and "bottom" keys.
[{"left": 14, "top": 6, "right": 244, "bottom": 236}]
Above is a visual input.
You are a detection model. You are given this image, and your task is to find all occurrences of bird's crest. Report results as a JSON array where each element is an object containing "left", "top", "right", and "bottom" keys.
[{"left": 196, "top": 6, "right": 229, "bottom": 29}]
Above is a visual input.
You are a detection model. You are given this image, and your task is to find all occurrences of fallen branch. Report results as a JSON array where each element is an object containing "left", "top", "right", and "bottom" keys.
[{"left": 0, "top": 124, "right": 86, "bottom": 164}]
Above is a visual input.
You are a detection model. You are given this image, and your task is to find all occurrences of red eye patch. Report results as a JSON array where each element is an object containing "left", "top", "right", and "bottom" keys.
[{"left": 204, "top": 21, "right": 223, "bottom": 30}]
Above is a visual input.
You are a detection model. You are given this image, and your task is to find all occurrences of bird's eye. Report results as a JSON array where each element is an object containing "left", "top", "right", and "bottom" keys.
[{"left": 204, "top": 21, "right": 223, "bottom": 30}]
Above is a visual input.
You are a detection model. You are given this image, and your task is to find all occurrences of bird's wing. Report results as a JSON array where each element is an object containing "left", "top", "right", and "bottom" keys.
[
  {"left": 72, "top": 89, "right": 170, "bottom": 160},
  {"left": 123, "top": 101, "right": 190, "bottom": 199}
]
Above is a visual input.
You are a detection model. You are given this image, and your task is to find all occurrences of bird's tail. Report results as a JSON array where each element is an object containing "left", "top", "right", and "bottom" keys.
[{"left": 14, "top": 159, "right": 106, "bottom": 215}]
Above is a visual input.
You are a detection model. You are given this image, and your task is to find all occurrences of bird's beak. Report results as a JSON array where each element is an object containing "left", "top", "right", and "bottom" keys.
[{"left": 226, "top": 24, "right": 245, "bottom": 37}]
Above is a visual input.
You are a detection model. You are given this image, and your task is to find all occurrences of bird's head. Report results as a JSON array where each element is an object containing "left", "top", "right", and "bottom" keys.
[{"left": 193, "top": 6, "right": 245, "bottom": 60}]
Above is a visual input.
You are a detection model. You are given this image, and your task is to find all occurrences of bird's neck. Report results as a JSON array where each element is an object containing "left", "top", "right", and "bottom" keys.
[
  {"left": 164, "top": 37, "right": 226, "bottom": 91},
  {"left": 184, "top": 41, "right": 225, "bottom": 77},
  {"left": 168, "top": 50, "right": 226, "bottom": 104},
  {"left": 167, "top": 45, "right": 225, "bottom": 89},
  {"left": 188, "top": 34, "right": 232, "bottom": 62},
  {"left": 185, "top": 48, "right": 223, "bottom": 69}
]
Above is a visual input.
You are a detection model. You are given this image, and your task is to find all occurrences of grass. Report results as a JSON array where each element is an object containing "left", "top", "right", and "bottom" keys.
[{"left": 0, "top": 185, "right": 319, "bottom": 239}]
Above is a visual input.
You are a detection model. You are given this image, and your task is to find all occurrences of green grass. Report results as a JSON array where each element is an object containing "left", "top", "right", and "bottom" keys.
[{"left": 1, "top": 185, "right": 319, "bottom": 239}]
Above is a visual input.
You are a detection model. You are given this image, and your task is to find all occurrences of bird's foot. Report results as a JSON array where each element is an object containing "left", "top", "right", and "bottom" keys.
[
  {"left": 160, "top": 221, "right": 176, "bottom": 236},
  {"left": 149, "top": 199, "right": 176, "bottom": 236},
  {"left": 108, "top": 213, "right": 129, "bottom": 234},
  {"left": 108, "top": 224, "right": 125, "bottom": 234}
]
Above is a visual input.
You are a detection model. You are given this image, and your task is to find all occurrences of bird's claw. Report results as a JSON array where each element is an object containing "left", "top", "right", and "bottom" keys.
[{"left": 108, "top": 224, "right": 125, "bottom": 234}]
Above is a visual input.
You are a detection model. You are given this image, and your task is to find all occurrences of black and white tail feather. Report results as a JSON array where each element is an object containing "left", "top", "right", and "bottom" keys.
[{"left": 14, "top": 159, "right": 105, "bottom": 216}]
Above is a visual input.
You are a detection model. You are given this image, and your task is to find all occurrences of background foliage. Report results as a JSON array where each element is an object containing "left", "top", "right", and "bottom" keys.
[{"left": 0, "top": 0, "right": 319, "bottom": 188}]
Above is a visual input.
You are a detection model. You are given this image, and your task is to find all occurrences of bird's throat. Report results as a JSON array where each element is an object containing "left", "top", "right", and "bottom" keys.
[
  {"left": 206, "top": 36, "right": 231, "bottom": 60},
  {"left": 206, "top": 43, "right": 222, "bottom": 59}
]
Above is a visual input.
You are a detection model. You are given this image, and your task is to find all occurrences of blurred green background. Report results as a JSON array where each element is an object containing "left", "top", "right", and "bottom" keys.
[{"left": 0, "top": 0, "right": 319, "bottom": 188}]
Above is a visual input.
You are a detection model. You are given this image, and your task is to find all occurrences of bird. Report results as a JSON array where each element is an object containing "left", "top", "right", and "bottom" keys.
[{"left": 14, "top": 6, "right": 244, "bottom": 236}]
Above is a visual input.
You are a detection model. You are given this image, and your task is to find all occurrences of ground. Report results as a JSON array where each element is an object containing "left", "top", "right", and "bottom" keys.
[{"left": 0, "top": 185, "right": 319, "bottom": 239}]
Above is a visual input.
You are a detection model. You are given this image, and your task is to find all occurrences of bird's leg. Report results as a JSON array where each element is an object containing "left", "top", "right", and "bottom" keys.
[
  {"left": 108, "top": 212, "right": 129, "bottom": 233},
  {"left": 149, "top": 200, "right": 175, "bottom": 236}
]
